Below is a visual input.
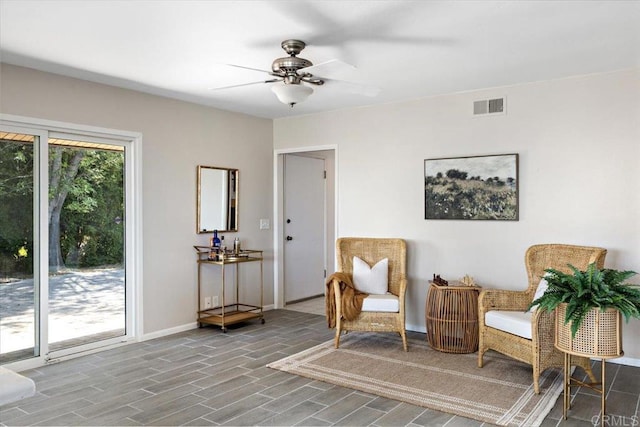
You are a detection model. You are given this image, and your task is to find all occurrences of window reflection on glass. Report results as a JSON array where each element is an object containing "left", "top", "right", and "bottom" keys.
[{"left": 0, "top": 132, "right": 37, "bottom": 363}]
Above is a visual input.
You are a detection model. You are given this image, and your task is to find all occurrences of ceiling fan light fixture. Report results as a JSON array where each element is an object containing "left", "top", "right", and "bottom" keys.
[{"left": 271, "top": 83, "right": 313, "bottom": 107}]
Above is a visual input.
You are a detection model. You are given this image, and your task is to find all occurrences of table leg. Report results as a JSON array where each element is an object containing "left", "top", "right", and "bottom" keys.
[
  {"left": 563, "top": 351, "right": 570, "bottom": 419},
  {"left": 600, "top": 359, "right": 606, "bottom": 427}
]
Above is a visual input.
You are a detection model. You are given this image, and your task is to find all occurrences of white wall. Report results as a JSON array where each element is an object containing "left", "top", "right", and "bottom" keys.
[
  {"left": 274, "top": 68, "right": 640, "bottom": 360},
  {"left": 0, "top": 64, "right": 274, "bottom": 335}
]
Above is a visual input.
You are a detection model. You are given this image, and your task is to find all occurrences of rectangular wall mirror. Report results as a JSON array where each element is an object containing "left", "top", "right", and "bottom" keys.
[{"left": 197, "top": 165, "right": 238, "bottom": 233}]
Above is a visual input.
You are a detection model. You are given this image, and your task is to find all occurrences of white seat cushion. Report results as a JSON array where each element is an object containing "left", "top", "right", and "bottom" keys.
[
  {"left": 0, "top": 366, "right": 36, "bottom": 406},
  {"left": 361, "top": 293, "right": 399, "bottom": 312},
  {"left": 485, "top": 310, "right": 533, "bottom": 340}
]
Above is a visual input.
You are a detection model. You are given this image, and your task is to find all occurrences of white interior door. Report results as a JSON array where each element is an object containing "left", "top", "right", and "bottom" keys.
[{"left": 283, "top": 154, "right": 325, "bottom": 303}]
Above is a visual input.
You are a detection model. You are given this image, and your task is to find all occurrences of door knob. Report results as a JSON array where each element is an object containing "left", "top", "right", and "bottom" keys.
[{"left": 286, "top": 236, "right": 293, "bottom": 241}]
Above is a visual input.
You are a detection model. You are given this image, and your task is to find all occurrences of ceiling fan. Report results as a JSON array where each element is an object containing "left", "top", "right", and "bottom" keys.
[{"left": 213, "top": 39, "right": 379, "bottom": 107}]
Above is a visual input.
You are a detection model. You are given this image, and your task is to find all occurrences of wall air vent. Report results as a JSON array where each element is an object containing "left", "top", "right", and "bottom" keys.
[{"left": 473, "top": 97, "right": 505, "bottom": 116}]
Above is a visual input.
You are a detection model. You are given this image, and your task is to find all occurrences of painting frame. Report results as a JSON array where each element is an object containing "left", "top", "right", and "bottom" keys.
[{"left": 424, "top": 153, "right": 519, "bottom": 221}]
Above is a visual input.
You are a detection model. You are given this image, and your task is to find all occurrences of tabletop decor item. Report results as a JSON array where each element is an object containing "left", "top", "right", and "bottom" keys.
[
  {"left": 432, "top": 273, "right": 448, "bottom": 286},
  {"left": 460, "top": 274, "right": 476, "bottom": 287}
]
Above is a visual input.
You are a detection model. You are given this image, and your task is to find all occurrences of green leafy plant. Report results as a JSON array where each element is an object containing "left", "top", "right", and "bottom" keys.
[{"left": 528, "top": 263, "right": 640, "bottom": 337}]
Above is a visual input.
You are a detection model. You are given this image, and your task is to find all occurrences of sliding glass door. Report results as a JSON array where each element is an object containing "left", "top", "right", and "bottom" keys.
[
  {"left": 0, "top": 124, "right": 134, "bottom": 366},
  {"left": 0, "top": 131, "right": 40, "bottom": 363},
  {"left": 47, "top": 138, "right": 126, "bottom": 352}
]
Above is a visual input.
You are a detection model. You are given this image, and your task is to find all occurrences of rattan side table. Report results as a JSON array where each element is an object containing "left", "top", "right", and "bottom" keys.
[{"left": 426, "top": 281, "right": 481, "bottom": 353}]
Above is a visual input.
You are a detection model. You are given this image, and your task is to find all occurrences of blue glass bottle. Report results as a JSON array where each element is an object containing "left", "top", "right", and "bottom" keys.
[{"left": 213, "top": 230, "right": 221, "bottom": 249}]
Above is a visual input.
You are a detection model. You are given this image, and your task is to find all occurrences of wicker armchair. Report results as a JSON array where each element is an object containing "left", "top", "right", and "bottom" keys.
[
  {"left": 478, "top": 244, "right": 606, "bottom": 394},
  {"left": 330, "top": 237, "right": 408, "bottom": 351}
]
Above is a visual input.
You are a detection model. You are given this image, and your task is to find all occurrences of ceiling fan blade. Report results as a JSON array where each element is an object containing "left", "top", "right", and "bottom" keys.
[
  {"left": 325, "top": 79, "right": 381, "bottom": 98},
  {"left": 299, "top": 59, "right": 379, "bottom": 97},
  {"left": 226, "top": 63, "right": 277, "bottom": 76},
  {"left": 298, "top": 59, "right": 357, "bottom": 79},
  {"left": 209, "top": 79, "right": 281, "bottom": 91},
  {"left": 256, "top": 2, "right": 454, "bottom": 48}
]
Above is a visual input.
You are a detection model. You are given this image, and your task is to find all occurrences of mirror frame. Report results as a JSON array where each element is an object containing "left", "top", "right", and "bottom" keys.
[{"left": 197, "top": 165, "right": 239, "bottom": 233}]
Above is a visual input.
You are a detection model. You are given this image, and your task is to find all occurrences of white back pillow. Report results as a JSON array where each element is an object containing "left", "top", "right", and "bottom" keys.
[
  {"left": 353, "top": 256, "right": 388, "bottom": 295},
  {"left": 528, "top": 277, "right": 549, "bottom": 313}
]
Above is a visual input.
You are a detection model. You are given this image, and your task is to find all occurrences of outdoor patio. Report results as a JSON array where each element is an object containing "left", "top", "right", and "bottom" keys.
[{"left": 0, "top": 267, "right": 125, "bottom": 361}]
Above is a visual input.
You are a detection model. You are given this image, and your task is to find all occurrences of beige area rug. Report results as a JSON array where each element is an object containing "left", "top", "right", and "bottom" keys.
[{"left": 267, "top": 334, "right": 564, "bottom": 426}]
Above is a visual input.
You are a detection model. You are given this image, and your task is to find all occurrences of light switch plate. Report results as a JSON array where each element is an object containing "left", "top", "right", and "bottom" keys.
[{"left": 260, "top": 219, "right": 270, "bottom": 230}]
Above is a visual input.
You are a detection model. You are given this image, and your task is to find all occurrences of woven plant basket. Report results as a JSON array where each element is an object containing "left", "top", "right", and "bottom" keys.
[{"left": 555, "top": 303, "right": 623, "bottom": 358}]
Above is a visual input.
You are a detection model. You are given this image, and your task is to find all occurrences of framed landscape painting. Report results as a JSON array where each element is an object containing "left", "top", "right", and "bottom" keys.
[{"left": 424, "top": 153, "right": 519, "bottom": 220}]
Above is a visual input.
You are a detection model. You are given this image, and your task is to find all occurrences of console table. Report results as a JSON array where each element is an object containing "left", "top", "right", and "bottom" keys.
[
  {"left": 426, "top": 281, "right": 480, "bottom": 353},
  {"left": 194, "top": 246, "right": 264, "bottom": 332}
]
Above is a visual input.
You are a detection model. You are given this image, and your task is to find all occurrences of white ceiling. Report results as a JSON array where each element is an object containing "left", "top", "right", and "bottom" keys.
[{"left": 1, "top": 1, "right": 638, "bottom": 119}]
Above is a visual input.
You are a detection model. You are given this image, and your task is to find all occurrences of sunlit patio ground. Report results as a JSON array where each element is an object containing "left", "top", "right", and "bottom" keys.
[{"left": 0, "top": 267, "right": 125, "bottom": 358}]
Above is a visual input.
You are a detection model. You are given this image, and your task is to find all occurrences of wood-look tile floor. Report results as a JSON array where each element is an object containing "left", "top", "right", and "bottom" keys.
[
  {"left": 285, "top": 297, "right": 325, "bottom": 316},
  {"left": 1, "top": 310, "right": 639, "bottom": 426}
]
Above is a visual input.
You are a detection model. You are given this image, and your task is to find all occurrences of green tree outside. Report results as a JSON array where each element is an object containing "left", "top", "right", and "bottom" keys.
[{"left": 0, "top": 138, "right": 124, "bottom": 279}]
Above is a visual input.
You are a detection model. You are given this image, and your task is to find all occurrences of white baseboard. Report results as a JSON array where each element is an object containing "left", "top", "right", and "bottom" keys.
[
  {"left": 407, "top": 323, "right": 427, "bottom": 334},
  {"left": 140, "top": 307, "right": 275, "bottom": 341},
  {"left": 141, "top": 322, "right": 198, "bottom": 341},
  {"left": 607, "top": 355, "right": 640, "bottom": 367}
]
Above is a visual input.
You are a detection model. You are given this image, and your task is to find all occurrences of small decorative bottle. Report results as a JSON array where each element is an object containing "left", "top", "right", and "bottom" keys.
[
  {"left": 234, "top": 237, "right": 241, "bottom": 254},
  {"left": 212, "top": 230, "right": 221, "bottom": 249}
]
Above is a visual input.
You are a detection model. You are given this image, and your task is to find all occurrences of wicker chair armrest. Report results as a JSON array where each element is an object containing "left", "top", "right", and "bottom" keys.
[
  {"left": 396, "top": 277, "right": 407, "bottom": 314},
  {"left": 327, "top": 276, "right": 344, "bottom": 327},
  {"left": 531, "top": 308, "right": 556, "bottom": 347},
  {"left": 331, "top": 276, "right": 344, "bottom": 307},
  {"left": 478, "top": 289, "right": 531, "bottom": 312},
  {"left": 331, "top": 277, "right": 341, "bottom": 295},
  {"left": 329, "top": 272, "right": 352, "bottom": 293}
]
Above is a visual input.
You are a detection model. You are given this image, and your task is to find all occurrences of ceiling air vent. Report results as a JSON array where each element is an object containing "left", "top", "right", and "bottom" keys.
[{"left": 473, "top": 97, "right": 505, "bottom": 116}]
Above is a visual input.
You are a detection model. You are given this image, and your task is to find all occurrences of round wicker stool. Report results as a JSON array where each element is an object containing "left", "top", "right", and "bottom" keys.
[{"left": 426, "top": 282, "right": 480, "bottom": 353}]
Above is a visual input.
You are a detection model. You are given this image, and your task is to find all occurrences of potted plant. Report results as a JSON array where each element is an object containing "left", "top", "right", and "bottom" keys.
[{"left": 528, "top": 262, "right": 640, "bottom": 357}]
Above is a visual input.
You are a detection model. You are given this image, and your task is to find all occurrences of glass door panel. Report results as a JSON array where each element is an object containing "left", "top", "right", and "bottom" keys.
[
  {"left": 0, "top": 132, "right": 38, "bottom": 363},
  {"left": 47, "top": 139, "right": 126, "bottom": 351}
]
